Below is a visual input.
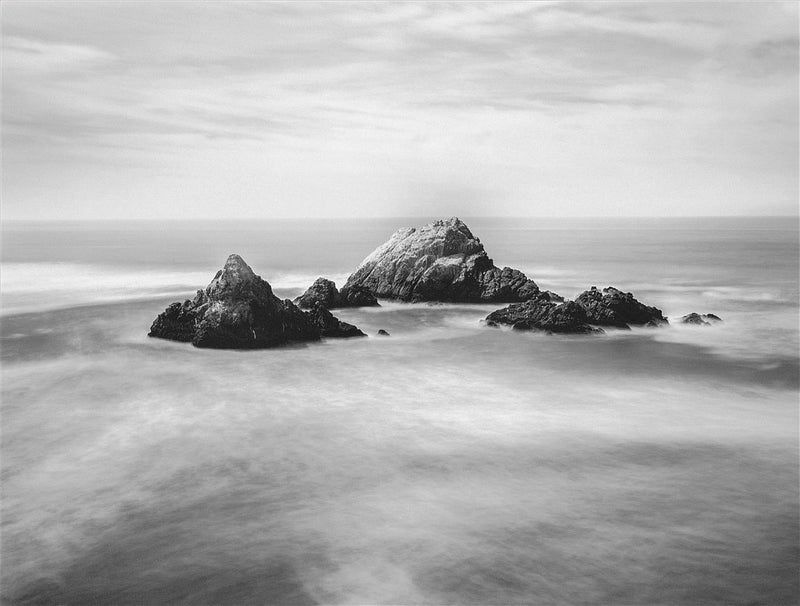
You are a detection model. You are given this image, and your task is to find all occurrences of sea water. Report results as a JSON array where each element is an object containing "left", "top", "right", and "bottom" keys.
[{"left": 1, "top": 217, "right": 798, "bottom": 605}]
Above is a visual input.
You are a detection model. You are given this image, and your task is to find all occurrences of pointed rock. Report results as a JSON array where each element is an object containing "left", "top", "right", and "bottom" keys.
[
  {"left": 342, "top": 217, "right": 539, "bottom": 303},
  {"left": 149, "top": 255, "right": 364, "bottom": 348}
]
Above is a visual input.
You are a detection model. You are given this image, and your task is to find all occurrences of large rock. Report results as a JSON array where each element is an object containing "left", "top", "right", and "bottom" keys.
[
  {"left": 574, "top": 286, "right": 667, "bottom": 328},
  {"left": 149, "top": 254, "right": 363, "bottom": 349},
  {"left": 295, "top": 277, "right": 378, "bottom": 309},
  {"left": 342, "top": 217, "right": 539, "bottom": 303},
  {"left": 485, "top": 291, "right": 603, "bottom": 334}
]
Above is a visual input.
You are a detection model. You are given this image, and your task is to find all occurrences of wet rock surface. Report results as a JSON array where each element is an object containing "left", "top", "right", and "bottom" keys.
[
  {"left": 574, "top": 286, "right": 668, "bottom": 328},
  {"left": 485, "top": 292, "right": 603, "bottom": 334},
  {"left": 149, "top": 255, "right": 364, "bottom": 348},
  {"left": 679, "top": 312, "right": 723, "bottom": 325},
  {"left": 342, "top": 217, "right": 539, "bottom": 303},
  {"left": 295, "top": 278, "right": 378, "bottom": 309}
]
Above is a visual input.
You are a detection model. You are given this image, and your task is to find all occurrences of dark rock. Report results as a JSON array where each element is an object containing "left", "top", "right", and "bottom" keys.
[
  {"left": 295, "top": 278, "right": 379, "bottom": 309},
  {"left": 339, "top": 284, "right": 379, "bottom": 307},
  {"left": 149, "top": 254, "right": 363, "bottom": 348},
  {"left": 679, "top": 312, "right": 723, "bottom": 325},
  {"left": 485, "top": 291, "right": 603, "bottom": 334},
  {"left": 342, "top": 217, "right": 539, "bottom": 303},
  {"left": 377, "top": 329, "right": 390, "bottom": 336},
  {"left": 307, "top": 303, "right": 366, "bottom": 338},
  {"left": 575, "top": 286, "right": 667, "bottom": 328},
  {"left": 295, "top": 277, "right": 341, "bottom": 309}
]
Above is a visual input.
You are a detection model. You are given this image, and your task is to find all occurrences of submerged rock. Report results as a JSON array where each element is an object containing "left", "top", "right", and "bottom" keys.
[
  {"left": 295, "top": 277, "right": 378, "bottom": 309},
  {"left": 149, "top": 254, "right": 364, "bottom": 348},
  {"left": 485, "top": 291, "right": 603, "bottom": 334},
  {"left": 377, "top": 329, "right": 390, "bottom": 336},
  {"left": 342, "top": 217, "right": 539, "bottom": 303},
  {"left": 574, "top": 286, "right": 668, "bottom": 328},
  {"left": 679, "top": 312, "right": 722, "bottom": 325}
]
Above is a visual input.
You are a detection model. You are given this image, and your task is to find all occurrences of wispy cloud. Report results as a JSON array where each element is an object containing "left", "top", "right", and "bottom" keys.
[{"left": 1, "top": 1, "right": 797, "bottom": 219}]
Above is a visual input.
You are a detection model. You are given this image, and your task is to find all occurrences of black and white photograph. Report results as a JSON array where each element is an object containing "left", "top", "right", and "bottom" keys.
[{"left": 1, "top": 2, "right": 798, "bottom": 605}]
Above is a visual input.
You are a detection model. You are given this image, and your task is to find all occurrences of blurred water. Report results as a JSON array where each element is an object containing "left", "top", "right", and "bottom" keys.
[{"left": 1, "top": 218, "right": 798, "bottom": 605}]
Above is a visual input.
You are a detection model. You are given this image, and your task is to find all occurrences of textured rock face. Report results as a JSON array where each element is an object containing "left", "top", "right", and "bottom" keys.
[
  {"left": 295, "top": 278, "right": 378, "bottom": 309},
  {"left": 342, "top": 217, "right": 539, "bottom": 303},
  {"left": 485, "top": 291, "right": 602, "bottom": 334},
  {"left": 679, "top": 313, "right": 722, "bottom": 325},
  {"left": 307, "top": 303, "right": 366, "bottom": 338},
  {"left": 574, "top": 287, "right": 667, "bottom": 328},
  {"left": 149, "top": 254, "right": 362, "bottom": 349}
]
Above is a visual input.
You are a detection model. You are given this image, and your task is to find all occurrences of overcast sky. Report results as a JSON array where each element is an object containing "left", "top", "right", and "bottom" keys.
[{"left": 2, "top": 1, "right": 798, "bottom": 220}]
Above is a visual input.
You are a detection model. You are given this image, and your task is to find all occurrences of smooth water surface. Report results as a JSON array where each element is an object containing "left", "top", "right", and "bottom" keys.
[{"left": 1, "top": 217, "right": 798, "bottom": 605}]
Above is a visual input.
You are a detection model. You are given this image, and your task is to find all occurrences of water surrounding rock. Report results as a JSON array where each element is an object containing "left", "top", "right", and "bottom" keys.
[
  {"left": 149, "top": 255, "right": 364, "bottom": 348},
  {"left": 342, "top": 217, "right": 539, "bottom": 303},
  {"left": 679, "top": 312, "right": 723, "bottom": 325},
  {"left": 485, "top": 291, "right": 603, "bottom": 334},
  {"left": 295, "top": 278, "right": 378, "bottom": 309},
  {"left": 574, "top": 286, "right": 668, "bottom": 328},
  {"left": 377, "top": 329, "right": 390, "bottom": 336}
]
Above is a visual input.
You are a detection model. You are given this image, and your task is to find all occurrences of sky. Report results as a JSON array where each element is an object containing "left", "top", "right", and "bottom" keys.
[{"left": 2, "top": 1, "right": 798, "bottom": 220}]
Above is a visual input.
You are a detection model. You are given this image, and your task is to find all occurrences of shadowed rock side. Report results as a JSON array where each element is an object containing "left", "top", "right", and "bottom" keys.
[
  {"left": 486, "top": 287, "right": 667, "bottom": 334},
  {"left": 486, "top": 292, "right": 603, "bottom": 334},
  {"left": 679, "top": 313, "right": 723, "bottom": 325},
  {"left": 342, "top": 217, "right": 539, "bottom": 303},
  {"left": 575, "top": 287, "right": 668, "bottom": 328},
  {"left": 149, "top": 255, "right": 364, "bottom": 348},
  {"left": 295, "top": 277, "right": 378, "bottom": 309},
  {"left": 307, "top": 303, "right": 366, "bottom": 338}
]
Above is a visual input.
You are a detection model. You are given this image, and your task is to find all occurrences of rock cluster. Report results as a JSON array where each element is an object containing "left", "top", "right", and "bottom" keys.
[
  {"left": 342, "top": 217, "right": 539, "bottom": 303},
  {"left": 295, "top": 277, "right": 378, "bottom": 309},
  {"left": 486, "top": 286, "right": 667, "bottom": 334},
  {"left": 149, "top": 254, "right": 365, "bottom": 348},
  {"left": 678, "top": 313, "right": 722, "bottom": 325}
]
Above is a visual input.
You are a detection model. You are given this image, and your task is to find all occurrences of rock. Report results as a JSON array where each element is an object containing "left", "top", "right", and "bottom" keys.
[
  {"left": 339, "top": 284, "right": 379, "bottom": 307},
  {"left": 295, "top": 278, "right": 379, "bottom": 309},
  {"left": 679, "top": 312, "right": 723, "bottom": 325},
  {"left": 342, "top": 217, "right": 539, "bottom": 303},
  {"left": 149, "top": 254, "right": 364, "bottom": 348},
  {"left": 485, "top": 291, "right": 603, "bottom": 334},
  {"left": 574, "top": 286, "right": 667, "bottom": 328},
  {"left": 307, "top": 303, "right": 366, "bottom": 338},
  {"left": 377, "top": 329, "right": 390, "bottom": 336}
]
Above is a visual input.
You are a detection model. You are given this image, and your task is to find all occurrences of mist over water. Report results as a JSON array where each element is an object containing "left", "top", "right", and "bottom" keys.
[{"left": 1, "top": 218, "right": 798, "bottom": 605}]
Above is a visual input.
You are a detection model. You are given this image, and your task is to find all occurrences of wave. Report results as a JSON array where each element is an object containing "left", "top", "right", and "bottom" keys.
[{"left": 0, "top": 263, "right": 350, "bottom": 316}]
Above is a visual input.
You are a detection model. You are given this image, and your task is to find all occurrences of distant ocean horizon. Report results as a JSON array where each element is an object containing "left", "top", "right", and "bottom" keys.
[{"left": 1, "top": 216, "right": 798, "bottom": 604}]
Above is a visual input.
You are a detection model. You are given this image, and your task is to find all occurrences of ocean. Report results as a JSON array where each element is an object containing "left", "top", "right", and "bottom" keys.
[{"left": 1, "top": 217, "right": 798, "bottom": 605}]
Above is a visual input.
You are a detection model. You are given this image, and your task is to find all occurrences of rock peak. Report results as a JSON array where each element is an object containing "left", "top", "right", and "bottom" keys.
[{"left": 222, "top": 254, "right": 256, "bottom": 280}]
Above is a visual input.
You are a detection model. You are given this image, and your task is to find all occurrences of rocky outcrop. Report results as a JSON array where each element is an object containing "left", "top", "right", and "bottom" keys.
[
  {"left": 485, "top": 291, "right": 603, "bottom": 334},
  {"left": 377, "top": 329, "right": 390, "bottom": 336},
  {"left": 307, "top": 303, "right": 366, "bottom": 338},
  {"left": 149, "top": 254, "right": 364, "bottom": 349},
  {"left": 574, "top": 287, "right": 667, "bottom": 328},
  {"left": 295, "top": 278, "right": 378, "bottom": 309},
  {"left": 342, "top": 217, "right": 539, "bottom": 303},
  {"left": 679, "top": 313, "right": 722, "bottom": 325}
]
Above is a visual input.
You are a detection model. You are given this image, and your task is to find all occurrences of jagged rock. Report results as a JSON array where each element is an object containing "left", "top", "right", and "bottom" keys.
[
  {"left": 377, "top": 329, "right": 390, "bottom": 336},
  {"left": 307, "top": 303, "right": 366, "bottom": 338},
  {"left": 574, "top": 286, "right": 667, "bottom": 328},
  {"left": 339, "top": 284, "right": 379, "bottom": 307},
  {"left": 679, "top": 312, "right": 722, "bottom": 325},
  {"left": 485, "top": 291, "right": 603, "bottom": 334},
  {"left": 149, "top": 254, "right": 364, "bottom": 348},
  {"left": 342, "top": 217, "right": 539, "bottom": 303},
  {"left": 295, "top": 278, "right": 378, "bottom": 309}
]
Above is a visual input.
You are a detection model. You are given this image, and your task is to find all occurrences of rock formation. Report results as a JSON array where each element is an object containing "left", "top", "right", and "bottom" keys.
[
  {"left": 295, "top": 277, "right": 378, "bottom": 309},
  {"left": 486, "top": 286, "right": 669, "bottom": 333},
  {"left": 307, "top": 303, "right": 366, "bottom": 338},
  {"left": 149, "top": 254, "right": 365, "bottom": 348},
  {"left": 485, "top": 291, "right": 603, "bottom": 334},
  {"left": 678, "top": 313, "right": 722, "bottom": 325},
  {"left": 574, "top": 287, "right": 668, "bottom": 328},
  {"left": 342, "top": 217, "right": 539, "bottom": 303}
]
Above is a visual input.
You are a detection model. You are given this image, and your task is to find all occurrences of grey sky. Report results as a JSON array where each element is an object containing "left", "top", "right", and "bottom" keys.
[{"left": 2, "top": 1, "right": 797, "bottom": 219}]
